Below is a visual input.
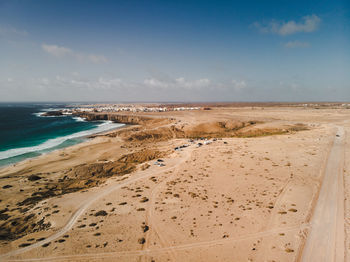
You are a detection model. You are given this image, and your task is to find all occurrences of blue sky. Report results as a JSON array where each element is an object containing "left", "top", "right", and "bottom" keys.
[{"left": 0, "top": 0, "right": 349, "bottom": 102}]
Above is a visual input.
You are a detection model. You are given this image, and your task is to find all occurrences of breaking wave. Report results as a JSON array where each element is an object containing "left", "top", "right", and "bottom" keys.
[{"left": 0, "top": 121, "right": 123, "bottom": 161}]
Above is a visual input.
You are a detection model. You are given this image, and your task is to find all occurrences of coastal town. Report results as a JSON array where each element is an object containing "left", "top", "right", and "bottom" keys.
[{"left": 70, "top": 104, "right": 202, "bottom": 113}]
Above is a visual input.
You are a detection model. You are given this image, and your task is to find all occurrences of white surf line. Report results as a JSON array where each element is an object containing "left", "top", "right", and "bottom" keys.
[
  {"left": 301, "top": 126, "right": 345, "bottom": 262},
  {"left": 0, "top": 121, "right": 123, "bottom": 161},
  {"left": 5, "top": 223, "right": 308, "bottom": 262},
  {"left": 0, "top": 148, "right": 194, "bottom": 260}
]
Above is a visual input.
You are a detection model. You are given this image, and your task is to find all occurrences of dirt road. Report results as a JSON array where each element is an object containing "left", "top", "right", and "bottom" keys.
[
  {"left": 301, "top": 126, "right": 345, "bottom": 262},
  {"left": 0, "top": 148, "right": 194, "bottom": 261}
]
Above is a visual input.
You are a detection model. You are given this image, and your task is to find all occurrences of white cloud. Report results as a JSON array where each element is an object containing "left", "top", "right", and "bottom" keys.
[
  {"left": 34, "top": 75, "right": 211, "bottom": 92},
  {"left": 97, "top": 77, "right": 122, "bottom": 89},
  {"left": 176, "top": 77, "right": 210, "bottom": 89},
  {"left": 144, "top": 77, "right": 210, "bottom": 89},
  {"left": 253, "top": 14, "right": 321, "bottom": 36},
  {"left": 0, "top": 25, "right": 28, "bottom": 38},
  {"left": 42, "top": 44, "right": 72, "bottom": 57},
  {"left": 232, "top": 80, "right": 247, "bottom": 90},
  {"left": 41, "top": 43, "right": 108, "bottom": 63},
  {"left": 53, "top": 76, "right": 124, "bottom": 90},
  {"left": 144, "top": 78, "right": 169, "bottom": 88},
  {"left": 88, "top": 54, "right": 108, "bottom": 63},
  {"left": 284, "top": 40, "right": 310, "bottom": 48},
  {"left": 187, "top": 78, "right": 210, "bottom": 88}
]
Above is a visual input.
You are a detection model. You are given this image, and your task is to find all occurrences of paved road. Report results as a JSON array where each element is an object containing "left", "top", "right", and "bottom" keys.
[{"left": 301, "top": 126, "right": 345, "bottom": 262}]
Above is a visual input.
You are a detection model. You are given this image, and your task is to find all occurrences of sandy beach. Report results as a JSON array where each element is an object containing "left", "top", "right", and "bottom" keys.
[{"left": 0, "top": 105, "right": 349, "bottom": 261}]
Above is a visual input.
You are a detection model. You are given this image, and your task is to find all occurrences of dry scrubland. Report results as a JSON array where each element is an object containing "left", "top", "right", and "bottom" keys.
[{"left": 0, "top": 105, "right": 350, "bottom": 261}]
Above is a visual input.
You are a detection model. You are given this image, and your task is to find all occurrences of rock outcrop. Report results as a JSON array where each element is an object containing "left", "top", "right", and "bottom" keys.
[
  {"left": 74, "top": 112, "right": 153, "bottom": 125},
  {"left": 41, "top": 111, "right": 64, "bottom": 117}
]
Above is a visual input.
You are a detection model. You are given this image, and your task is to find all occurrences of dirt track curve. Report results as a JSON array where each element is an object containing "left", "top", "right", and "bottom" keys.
[{"left": 0, "top": 148, "right": 194, "bottom": 261}]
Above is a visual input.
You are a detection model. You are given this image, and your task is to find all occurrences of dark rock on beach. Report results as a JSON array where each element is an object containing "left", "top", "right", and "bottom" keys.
[{"left": 41, "top": 111, "right": 64, "bottom": 117}]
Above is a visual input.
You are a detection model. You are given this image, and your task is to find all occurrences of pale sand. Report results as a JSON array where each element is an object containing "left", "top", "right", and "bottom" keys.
[{"left": 0, "top": 106, "right": 350, "bottom": 261}]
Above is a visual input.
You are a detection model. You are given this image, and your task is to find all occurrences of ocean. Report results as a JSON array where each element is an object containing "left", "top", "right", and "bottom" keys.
[{"left": 0, "top": 103, "right": 123, "bottom": 167}]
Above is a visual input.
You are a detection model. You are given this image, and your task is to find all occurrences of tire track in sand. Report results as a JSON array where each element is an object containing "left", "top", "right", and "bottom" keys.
[
  {"left": 141, "top": 149, "right": 193, "bottom": 261},
  {"left": 0, "top": 148, "right": 193, "bottom": 260},
  {"left": 5, "top": 223, "right": 308, "bottom": 261}
]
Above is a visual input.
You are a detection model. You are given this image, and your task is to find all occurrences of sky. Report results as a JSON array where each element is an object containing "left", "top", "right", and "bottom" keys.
[{"left": 0, "top": 0, "right": 349, "bottom": 102}]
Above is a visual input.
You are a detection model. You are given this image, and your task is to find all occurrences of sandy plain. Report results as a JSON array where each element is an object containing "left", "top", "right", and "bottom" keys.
[{"left": 0, "top": 105, "right": 349, "bottom": 262}]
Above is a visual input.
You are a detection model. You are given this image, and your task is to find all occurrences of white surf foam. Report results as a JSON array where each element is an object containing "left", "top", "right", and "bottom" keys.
[
  {"left": 72, "top": 116, "right": 86, "bottom": 122},
  {"left": 33, "top": 112, "right": 45, "bottom": 117},
  {"left": 0, "top": 121, "right": 124, "bottom": 160},
  {"left": 33, "top": 109, "right": 72, "bottom": 118}
]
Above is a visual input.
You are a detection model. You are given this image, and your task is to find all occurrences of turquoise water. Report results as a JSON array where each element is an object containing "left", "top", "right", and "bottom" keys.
[{"left": 0, "top": 103, "right": 123, "bottom": 167}]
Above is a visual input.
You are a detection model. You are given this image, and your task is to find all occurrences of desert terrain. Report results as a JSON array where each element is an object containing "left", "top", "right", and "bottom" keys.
[{"left": 0, "top": 105, "right": 349, "bottom": 262}]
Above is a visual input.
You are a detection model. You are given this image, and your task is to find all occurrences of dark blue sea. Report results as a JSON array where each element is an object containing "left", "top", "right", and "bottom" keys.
[{"left": 0, "top": 103, "right": 123, "bottom": 167}]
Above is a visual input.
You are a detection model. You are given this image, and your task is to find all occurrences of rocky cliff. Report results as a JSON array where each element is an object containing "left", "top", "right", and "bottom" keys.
[{"left": 74, "top": 112, "right": 153, "bottom": 125}]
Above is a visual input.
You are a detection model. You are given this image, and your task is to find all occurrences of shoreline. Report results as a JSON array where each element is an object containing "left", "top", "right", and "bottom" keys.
[{"left": 0, "top": 119, "right": 126, "bottom": 170}]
